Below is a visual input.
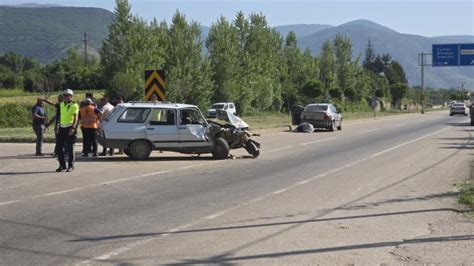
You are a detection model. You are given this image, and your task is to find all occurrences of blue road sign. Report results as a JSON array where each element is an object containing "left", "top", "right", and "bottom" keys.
[
  {"left": 460, "top": 44, "right": 474, "bottom": 66},
  {"left": 432, "top": 44, "right": 459, "bottom": 66},
  {"left": 432, "top": 43, "right": 474, "bottom": 67}
]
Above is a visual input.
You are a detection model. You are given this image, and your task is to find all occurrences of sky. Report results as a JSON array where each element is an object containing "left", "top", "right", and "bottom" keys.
[{"left": 0, "top": 0, "right": 473, "bottom": 37}]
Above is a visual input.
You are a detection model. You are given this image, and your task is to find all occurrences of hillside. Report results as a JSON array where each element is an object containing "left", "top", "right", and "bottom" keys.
[
  {"left": 298, "top": 19, "right": 474, "bottom": 89},
  {"left": 0, "top": 6, "right": 472, "bottom": 89},
  {"left": 274, "top": 24, "right": 334, "bottom": 39},
  {"left": 0, "top": 6, "right": 113, "bottom": 64}
]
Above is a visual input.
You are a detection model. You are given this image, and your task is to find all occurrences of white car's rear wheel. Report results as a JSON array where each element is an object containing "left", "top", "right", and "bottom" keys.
[{"left": 129, "top": 140, "right": 152, "bottom": 160}]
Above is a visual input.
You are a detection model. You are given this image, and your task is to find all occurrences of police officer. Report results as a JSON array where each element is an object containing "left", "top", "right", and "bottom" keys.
[{"left": 56, "top": 89, "right": 79, "bottom": 172}]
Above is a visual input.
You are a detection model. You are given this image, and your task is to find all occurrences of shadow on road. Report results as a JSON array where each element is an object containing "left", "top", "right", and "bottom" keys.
[
  {"left": 77, "top": 155, "right": 255, "bottom": 162},
  {"left": 337, "top": 191, "right": 459, "bottom": 210},
  {"left": 68, "top": 208, "right": 463, "bottom": 243},
  {"left": 164, "top": 234, "right": 474, "bottom": 264},
  {"left": 0, "top": 170, "right": 56, "bottom": 176}
]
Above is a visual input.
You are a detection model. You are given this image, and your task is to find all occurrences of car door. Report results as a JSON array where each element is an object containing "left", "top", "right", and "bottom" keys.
[
  {"left": 145, "top": 108, "right": 180, "bottom": 148},
  {"left": 178, "top": 108, "right": 210, "bottom": 148},
  {"left": 331, "top": 105, "right": 342, "bottom": 125}
]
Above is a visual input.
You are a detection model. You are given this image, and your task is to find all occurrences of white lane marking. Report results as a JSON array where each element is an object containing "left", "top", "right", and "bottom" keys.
[
  {"left": 299, "top": 137, "right": 337, "bottom": 146},
  {"left": 76, "top": 126, "right": 452, "bottom": 265},
  {"left": 393, "top": 123, "right": 407, "bottom": 127},
  {"left": 204, "top": 211, "right": 228, "bottom": 220},
  {"left": 261, "top": 132, "right": 287, "bottom": 137},
  {"left": 371, "top": 127, "right": 450, "bottom": 158},
  {"left": 262, "top": 145, "right": 294, "bottom": 154},
  {"left": 273, "top": 188, "right": 290, "bottom": 194},
  {"left": 0, "top": 166, "right": 203, "bottom": 208},
  {"left": 39, "top": 188, "right": 85, "bottom": 197},
  {"left": 0, "top": 200, "right": 20, "bottom": 206},
  {"left": 360, "top": 128, "right": 381, "bottom": 134}
]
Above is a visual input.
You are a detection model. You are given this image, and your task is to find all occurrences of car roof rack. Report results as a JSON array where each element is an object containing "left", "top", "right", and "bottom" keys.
[{"left": 128, "top": 101, "right": 174, "bottom": 105}]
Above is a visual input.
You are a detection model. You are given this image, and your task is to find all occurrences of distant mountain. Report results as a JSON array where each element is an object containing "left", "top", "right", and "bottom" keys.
[
  {"left": 0, "top": 6, "right": 113, "bottom": 64},
  {"left": 297, "top": 19, "right": 474, "bottom": 89},
  {"left": 8, "top": 3, "right": 64, "bottom": 8},
  {"left": 274, "top": 24, "right": 334, "bottom": 39}
]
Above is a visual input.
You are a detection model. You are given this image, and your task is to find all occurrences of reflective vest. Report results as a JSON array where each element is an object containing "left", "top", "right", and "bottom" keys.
[
  {"left": 80, "top": 105, "right": 99, "bottom": 129},
  {"left": 59, "top": 101, "right": 79, "bottom": 127}
]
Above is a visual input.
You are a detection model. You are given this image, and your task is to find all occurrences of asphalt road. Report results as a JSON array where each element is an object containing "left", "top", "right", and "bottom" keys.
[{"left": 0, "top": 111, "right": 473, "bottom": 265}]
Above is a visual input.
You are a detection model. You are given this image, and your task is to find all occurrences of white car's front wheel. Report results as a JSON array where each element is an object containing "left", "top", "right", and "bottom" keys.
[{"left": 129, "top": 140, "right": 152, "bottom": 160}]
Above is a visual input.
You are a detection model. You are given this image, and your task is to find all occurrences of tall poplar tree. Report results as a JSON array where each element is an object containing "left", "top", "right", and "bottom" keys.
[
  {"left": 206, "top": 16, "right": 239, "bottom": 103},
  {"left": 165, "top": 11, "right": 212, "bottom": 109}
]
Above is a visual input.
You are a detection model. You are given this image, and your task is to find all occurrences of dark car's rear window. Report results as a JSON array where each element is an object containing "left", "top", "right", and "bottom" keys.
[
  {"left": 452, "top": 104, "right": 465, "bottom": 107},
  {"left": 212, "top": 104, "right": 225, "bottom": 109},
  {"left": 305, "top": 105, "right": 328, "bottom": 112}
]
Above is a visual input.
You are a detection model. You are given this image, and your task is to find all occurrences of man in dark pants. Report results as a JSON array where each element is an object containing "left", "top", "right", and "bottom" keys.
[
  {"left": 32, "top": 97, "right": 47, "bottom": 156},
  {"left": 44, "top": 94, "right": 64, "bottom": 156},
  {"left": 56, "top": 89, "right": 79, "bottom": 172},
  {"left": 79, "top": 98, "right": 101, "bottom": 157}
]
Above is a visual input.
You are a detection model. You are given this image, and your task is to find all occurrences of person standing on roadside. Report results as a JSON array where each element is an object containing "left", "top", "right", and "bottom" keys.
[
  {"left": 99, "top": 96, "right": 115, "bottom": 156},
  {"left": 56, "top": 89, "right": 79, "bottom": 172},
  {"left": 43, "top": 94, "right": 64, "bottom": 156},
  {"left": 79, "top": 98, "right": 101, "bottom": 157},
  {"left": 32, "top": 97, "right": 47, "bottom": 156},
  {"left": 112, "top": 95, "right": 124, "bottom": 155}
]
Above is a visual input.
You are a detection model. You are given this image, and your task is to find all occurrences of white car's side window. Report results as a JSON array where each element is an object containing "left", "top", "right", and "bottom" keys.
[
  {"left": 180, "top": 109, "right": 205, "bottom": 125},
  {"left": 149, "top": 109, "right": 176, "bottom": 125},
  {"left": 118, "top": 108, "right": 151, "bottom": 123}
]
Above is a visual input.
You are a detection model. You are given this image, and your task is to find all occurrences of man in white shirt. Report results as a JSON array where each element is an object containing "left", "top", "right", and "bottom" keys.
[{"left": 99, "top": 96, "right": 115, "bottom": 156}]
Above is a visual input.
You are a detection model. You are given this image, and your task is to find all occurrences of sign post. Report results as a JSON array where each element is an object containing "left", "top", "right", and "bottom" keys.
[
  {"left": 144, "top": 70, "right": 166, "bottom": 101},
  {"left": 432, "top": 43, "right": 474, "bottom": 67}
]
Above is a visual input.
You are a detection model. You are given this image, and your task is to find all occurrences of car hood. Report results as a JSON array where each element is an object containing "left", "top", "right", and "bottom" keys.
[{"left": 213, "top": 109, "right": 249, "bottom": 129}]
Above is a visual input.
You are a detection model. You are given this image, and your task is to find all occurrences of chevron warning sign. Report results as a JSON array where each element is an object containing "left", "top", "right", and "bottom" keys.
[{"left": 144, "top": 70, "right": 166, "bottom": 101}]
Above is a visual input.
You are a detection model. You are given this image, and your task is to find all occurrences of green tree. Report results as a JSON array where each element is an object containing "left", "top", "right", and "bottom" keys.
[
  {"left": 206, "top": 16, "right": 239, "bottom": 103},
  {"left": 165, "top": 11, "right": 212, "bottom": 110},
  {"left": 390, "top": 82, "right": 408, "bottom": 109},
  {"left": 385, "top": 60, "right": 407, "bottom": 85},
  {"left": 100, "top": 0, "right": 166, "bottom": 99},
  {"left": 333, "top": 34, "right": 355, "bottom": 101},
  {"left": 363, "top": 39, "right": 376, "bottom": 72},
  {"left": 301, "top": 79, "right": 323, "bottom": 100},
  {"left": 319, "top": 40, "right": 335, "bottom": 97}
]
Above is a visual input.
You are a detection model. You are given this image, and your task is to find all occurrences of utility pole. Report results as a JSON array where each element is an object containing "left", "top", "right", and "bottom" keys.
[
  {"left": 421, "top": 53, "right": 424, "bottom": 114},
  {"left": 83, "top": 32, "right": 88, "bottom": 65},
  {"left": 418, "top": 52, "right": 431, "bottom": 114}
]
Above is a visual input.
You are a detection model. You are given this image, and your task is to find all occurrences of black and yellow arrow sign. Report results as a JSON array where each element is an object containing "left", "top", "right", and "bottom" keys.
[{"left": 144, "top": 70, "right": 166, "bottom": 101}]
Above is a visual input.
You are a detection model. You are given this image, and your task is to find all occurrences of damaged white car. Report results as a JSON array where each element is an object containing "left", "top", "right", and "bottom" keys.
[{"left": 98, "top": 102, "right": 260, "bottom": 160}]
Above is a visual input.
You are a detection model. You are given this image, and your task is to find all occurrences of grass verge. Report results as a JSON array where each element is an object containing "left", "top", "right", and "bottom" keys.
[
  {"left": 458, "top": 181, "right": 474, "bottom": 207},
  {"left": 0, "top": 127, "right": 83, "bottom": 143}
]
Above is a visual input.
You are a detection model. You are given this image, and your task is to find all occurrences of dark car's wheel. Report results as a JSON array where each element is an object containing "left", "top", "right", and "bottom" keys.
[
  {"left": 212, "top": 138, "right": 229, "bottom": 160},
  {"left": 129, "top": 140, "right": 152, "bottom": 160},
  {"left": 337, "top": 120, "right": 342, "bottom": 131},
  {"left": 471, "top": 120, "right": 474, "bottom": 126},
  {"left": 245, "top": 140, "right": 260, "bottom": 158}
]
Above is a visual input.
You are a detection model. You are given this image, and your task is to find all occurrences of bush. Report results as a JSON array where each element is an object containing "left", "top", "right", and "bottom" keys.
[{"left": 0, "top": 103, "right": 56, "bottom": 128}]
